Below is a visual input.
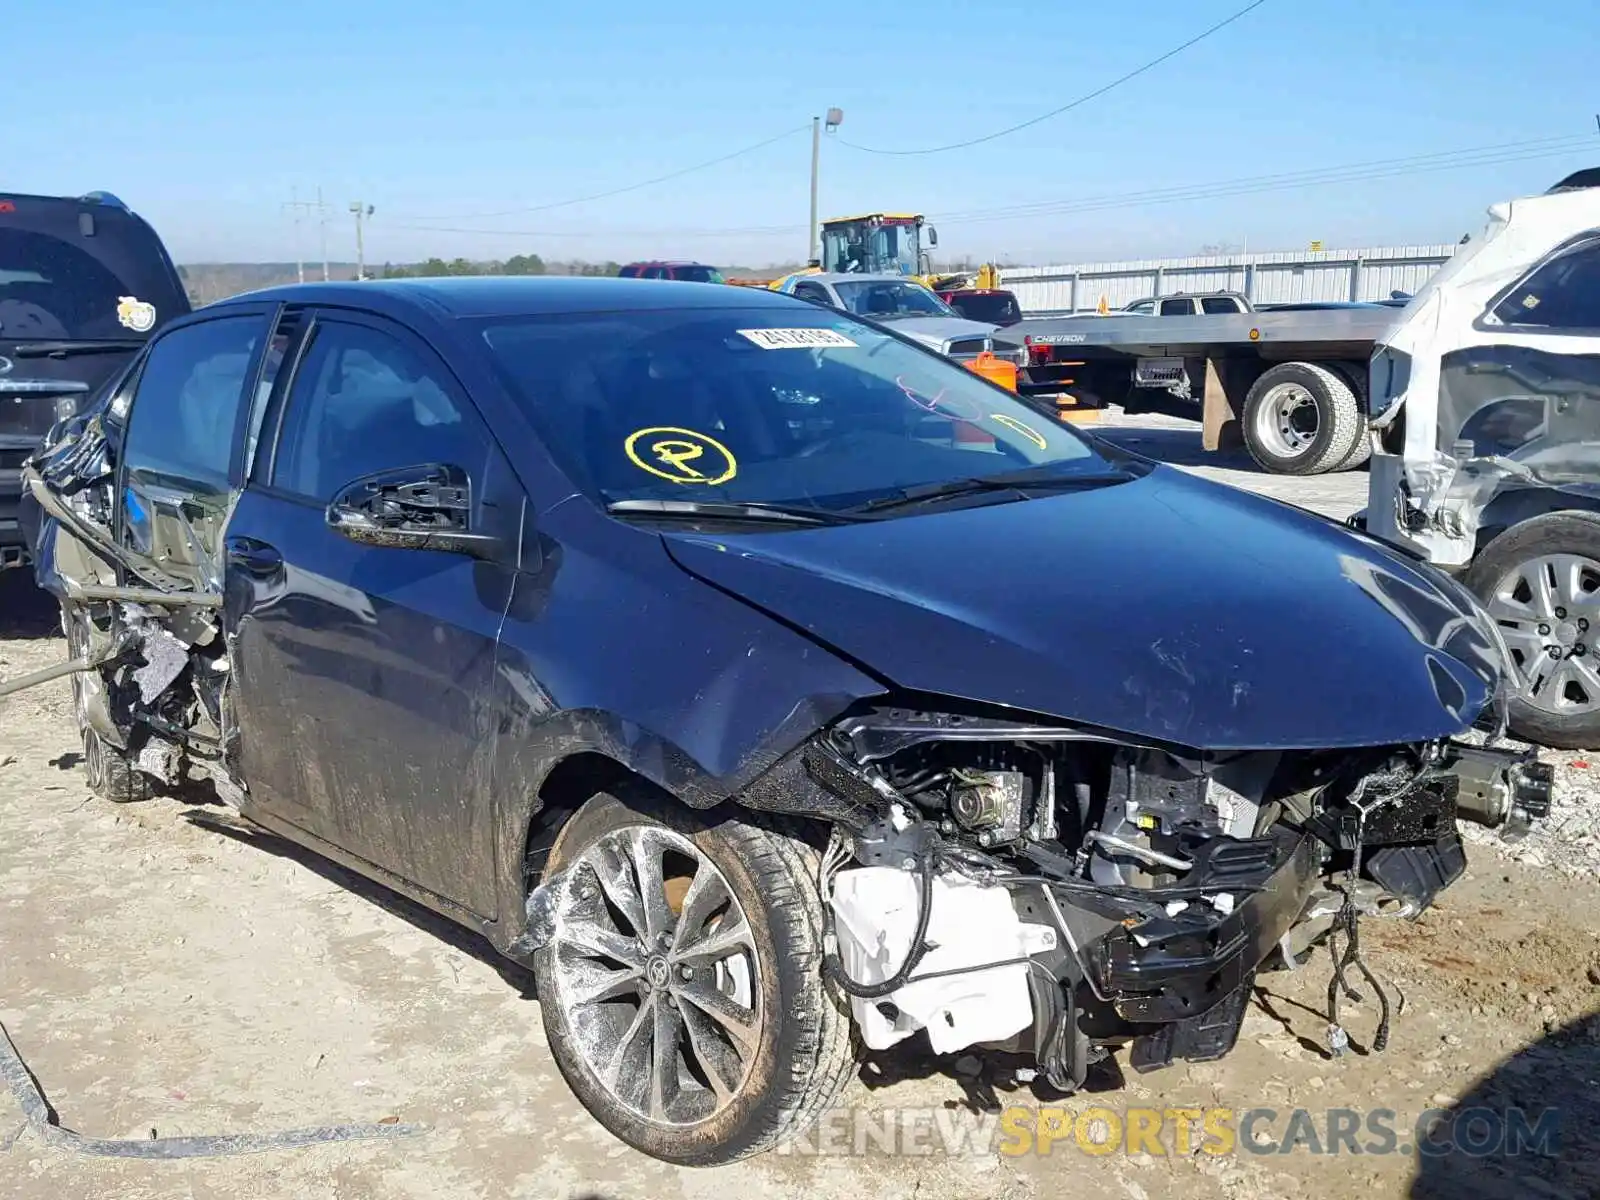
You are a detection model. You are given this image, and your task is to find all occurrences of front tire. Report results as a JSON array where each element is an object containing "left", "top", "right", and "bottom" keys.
[
  {"left": 63, "top": 605, "right": 152, "bottom": 804},
  {"left": 1241, "top": 362, "right": 1363, "bottom": 476},
  {"left": 532, "top": 787, "right": 856, "bottom": 1165},
  {"left": 1465, "top": 511, "right": 1600, "bottom": 749}
]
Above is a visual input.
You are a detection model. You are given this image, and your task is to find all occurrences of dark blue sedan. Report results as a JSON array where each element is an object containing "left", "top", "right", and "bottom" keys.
[{"left": 20, "top": 276, "right": 1549, "bottom": 1164}]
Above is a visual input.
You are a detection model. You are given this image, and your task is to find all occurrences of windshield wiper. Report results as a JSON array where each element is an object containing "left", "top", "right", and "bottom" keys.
[
  {"left": 10, "top": 339, "right": 146, "bottom": 358},
  {"left": 848, "top": 466, "right": 1135, "bottom": 514},
  {"left": 605, "top": 499, "right": 866, "bottom": 526}
]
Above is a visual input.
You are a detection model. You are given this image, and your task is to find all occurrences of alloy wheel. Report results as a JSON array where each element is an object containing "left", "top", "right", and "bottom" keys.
[
  {"left": 1485, "top": 552, "right": 1600, "bottom": 715},
  {"left": 545, "top": 825, "right": 763, "bottom": 1126}
]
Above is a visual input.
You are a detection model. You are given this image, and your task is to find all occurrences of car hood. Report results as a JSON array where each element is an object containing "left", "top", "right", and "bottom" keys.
[
  {"left": 661, "top": 466, "right": 1507, "bottom": 751},
  {"left": 882, "top": 315, "right": 1003, "bottom": 348}
]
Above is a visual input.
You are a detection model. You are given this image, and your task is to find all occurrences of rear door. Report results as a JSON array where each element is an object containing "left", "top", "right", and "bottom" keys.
[{"left": 224, "top": 308, "right": 522, "bottom": 917}]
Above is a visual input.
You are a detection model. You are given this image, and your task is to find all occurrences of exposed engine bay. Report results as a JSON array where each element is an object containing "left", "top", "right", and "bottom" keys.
[{"left": 778, "top": 706, "right": 1552, "bottom": 1088}]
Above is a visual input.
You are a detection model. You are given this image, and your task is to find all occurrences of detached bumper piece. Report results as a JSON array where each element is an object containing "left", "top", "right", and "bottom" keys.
[{"left": 1078, "top": 830, "right": 1319, "bottom": 1071}]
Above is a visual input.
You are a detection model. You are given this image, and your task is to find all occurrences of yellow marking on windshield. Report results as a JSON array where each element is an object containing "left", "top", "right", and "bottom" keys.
[
  {"left": 989, "top": 413, "right": 1048, "bottom": 450},
  {"left": 623, "top": 426, "right": 738, "bottom": 485}
]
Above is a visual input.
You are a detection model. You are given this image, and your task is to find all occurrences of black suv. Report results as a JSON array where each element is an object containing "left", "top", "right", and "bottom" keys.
[{"left": 1, "top": 190, "right": 188, "bottom": 568}]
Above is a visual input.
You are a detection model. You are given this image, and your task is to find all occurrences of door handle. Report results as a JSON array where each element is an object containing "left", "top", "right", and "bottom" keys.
[{"left": 226, "top": 536, "right": 283, "bottom": 576}]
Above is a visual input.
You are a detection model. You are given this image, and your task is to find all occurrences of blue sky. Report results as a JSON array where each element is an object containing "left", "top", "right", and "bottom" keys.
[{"left": 8, "top": 0, "right": 1597, "bottom": 267}]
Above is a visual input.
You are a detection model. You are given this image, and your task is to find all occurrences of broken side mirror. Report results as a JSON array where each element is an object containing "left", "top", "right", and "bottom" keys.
[{"left": 326, "top": 464, "right": 505, "bottom": 562}]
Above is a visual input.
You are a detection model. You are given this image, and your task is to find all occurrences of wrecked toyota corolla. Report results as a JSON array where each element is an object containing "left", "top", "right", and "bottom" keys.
[{"left": 15, "top": 277, "right": 1551, "bottom": 1165}]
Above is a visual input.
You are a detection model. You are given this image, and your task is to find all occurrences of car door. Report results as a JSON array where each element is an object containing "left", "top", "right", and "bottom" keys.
[
  {"left": 224, "top": 308, "right": 524, "bottom": 918},
  {"left": 117, "top": 307, "right": 275, "bottom": 591}
]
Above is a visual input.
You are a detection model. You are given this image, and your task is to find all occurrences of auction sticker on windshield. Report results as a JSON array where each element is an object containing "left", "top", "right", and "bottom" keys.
[
  {"left": 624, "top": 426, "right": 738, "bottom": 485},
  {"left": 738, "top": 328, "right": 858, "bottom": 350}
]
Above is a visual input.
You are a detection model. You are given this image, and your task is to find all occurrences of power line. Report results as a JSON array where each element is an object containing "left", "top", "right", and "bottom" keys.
[
  {"left": 934, "top": 135, "right": 1599, "bottom": 225},
  {"left": 387, "top": 125, "right": 811, "bottom": 222},
  {"left": 837, "top": 0, "right": 1271, "bottom": 156},
  {"left": 382, "top": 134, "right": 1594, "bottom": 243}
]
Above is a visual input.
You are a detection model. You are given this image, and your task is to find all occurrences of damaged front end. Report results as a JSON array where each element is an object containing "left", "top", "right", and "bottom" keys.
[
  {"left": 752, "top": 704, "right": 1550, "bottom": 1088},
  {"left": 15, "top": 400, "right": 238, "bottom": 800}
]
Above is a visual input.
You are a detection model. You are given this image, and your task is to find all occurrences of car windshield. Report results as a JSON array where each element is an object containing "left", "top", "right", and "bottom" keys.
[
  {"left": 832, "top": 281, "right": 951, "bottom": 319},
  {"left": 478, "top": 307, "right": 1117, "bottom": 514},
  {"left": 949, "top": 293, "right": 1021, "bottom": 325}
]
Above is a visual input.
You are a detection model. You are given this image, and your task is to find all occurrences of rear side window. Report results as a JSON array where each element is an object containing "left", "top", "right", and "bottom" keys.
[
  {"left": 1201, "top": 296, "right": 1240, "bottom": 314},
  {"left": 123, "top": 315, "right": 265, "bottom": 484},
  {"left": 618, "top": 264, "right": 643, "bottom": 278},
  {"left": 1490, "top": 237, "right": 1600, "bottom": 331},
  {"left": 670, "top": 265, "right": 725, "bottom": 284},
  {"left": 271, "top": 319, "right": 480, "bottom": 502},
  {"left": 1158, "top": 298, "right": 1193, "bottom": 316},
  {"left": 792, "top": 281, "right": 833, "bottom": 305}
]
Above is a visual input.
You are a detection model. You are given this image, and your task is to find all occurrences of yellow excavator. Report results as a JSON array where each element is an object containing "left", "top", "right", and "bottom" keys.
[{"left": 757, "top": 212, "right": 999, "bottom": 292}]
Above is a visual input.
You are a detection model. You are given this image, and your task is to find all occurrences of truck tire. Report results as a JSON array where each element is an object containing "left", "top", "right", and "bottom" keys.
[
  {"left": 1464, "top": 512, "right": 1600, "bottom": 750},
  {"left": 62, "top": 606, "right": 153, "bottom": 804},
  {"left": 1241, "top": 362, "right": 1363, "bottom": 476},
  {"left": 532, "top": 785, "right": 856, "bottom": 1164},
  {"left": 1326, "top": 364, "right": 1374, "bottom": 471}
]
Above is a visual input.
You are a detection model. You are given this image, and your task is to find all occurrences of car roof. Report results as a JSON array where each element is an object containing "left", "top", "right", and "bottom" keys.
[
  {"left": 218, "top": 275, "right": 804, "bottom": 318},
  {"left": 802, "top": 273, "right": 930, "bottom": 287},
  {"left": 623, "top": 260, "right": 717, "bottom": 268}
]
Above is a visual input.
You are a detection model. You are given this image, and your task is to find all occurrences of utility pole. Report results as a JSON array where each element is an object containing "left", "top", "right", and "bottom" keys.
[
  {"left": 283, "top": 187, "right": 333, "bottom": 282},
  {"left": 808, "top": 118, "right": 820, "bottom": 265},
  {"left": 317, "top": 186, "right": 329, "bottom": 280},
  {"left": 809, "top": 108, "right": 844, "bottom": 265},
  {"left": 284, "top": 186, "right": 305, "bottom": 282},
  {"left": 349, "top": 202, "right": 374, "bottom": 280}
]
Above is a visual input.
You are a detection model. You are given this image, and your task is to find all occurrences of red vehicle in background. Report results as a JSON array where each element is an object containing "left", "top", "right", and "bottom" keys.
[{"left": 617, "top": 260, "right": 727, "bottom": 283}]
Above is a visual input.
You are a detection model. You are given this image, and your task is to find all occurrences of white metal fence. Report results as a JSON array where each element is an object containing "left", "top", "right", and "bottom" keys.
[{"left": 998, "top": 244, "right": 1459, "bottom": 315}]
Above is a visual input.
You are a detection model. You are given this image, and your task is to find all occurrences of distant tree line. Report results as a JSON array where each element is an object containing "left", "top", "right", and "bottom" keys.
[{"left": 378, "top": 254, "right": 625, "bottom": 279}]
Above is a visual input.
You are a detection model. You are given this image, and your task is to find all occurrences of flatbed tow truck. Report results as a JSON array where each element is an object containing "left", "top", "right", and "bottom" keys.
[{"left": 1015, "top": 302, "right": 1402, "bottom": 475}]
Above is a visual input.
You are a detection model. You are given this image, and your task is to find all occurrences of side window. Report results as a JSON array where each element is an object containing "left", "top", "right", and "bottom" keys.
[
  {"left": 1490, "top": 237, "right": 1600, "bottom": 330},
  {"left": 642, "top": 265, "right": 667, "bottom": 279},
  {"left": 1126, "top": 300, "right": 1155, "bottom": 315},
  {"left": 271, "top": 319, "right": 483, "bottom": 502},
  {"left": 1201, "top": 296, "right": 1240, "bottom": 314},
  {"left": 123, "top": 314, "right": 265, "bottom": 485},
  {"left": 793, "top": 282, "right": 832, "bottom": 305},
  {"left": 1159, "top": 297, "right": 1193, "bottom": 316}
]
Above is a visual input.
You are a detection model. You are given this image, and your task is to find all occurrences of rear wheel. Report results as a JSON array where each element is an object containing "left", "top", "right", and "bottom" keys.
[
  {"left": 1241, "top": 362, "right": 1363, "bottom": 475},
  {"left": 532, "top": 787, "right": 856, "bottom": 1164},
  {"left": 1466, "top": 512, "right": 1600, "bottom": 749},
  {"left": 1326, "top": 364, "right": 1374, "bottom": 471}
]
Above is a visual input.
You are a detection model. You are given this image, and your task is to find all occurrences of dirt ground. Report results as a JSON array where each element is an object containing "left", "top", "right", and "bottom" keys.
[{"left": 3, "top": 418, "right": 1599, "bottom": 1200}]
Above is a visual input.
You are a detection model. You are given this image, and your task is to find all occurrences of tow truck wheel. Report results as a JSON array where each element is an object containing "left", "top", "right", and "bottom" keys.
[
  {"left": 532, "top": 786, "right": 856, "bottom": 1165},
  {"left": 62, "top": 606, "right": 152, "bottom": 804},
  {"left": 1466, "top": 511, "right": 1600, "bottom": 750},
  {"left": 1241, "top": 363, "right": 1362, "bottom": 476}
]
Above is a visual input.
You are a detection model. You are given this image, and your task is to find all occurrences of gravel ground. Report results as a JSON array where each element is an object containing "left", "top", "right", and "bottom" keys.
[{"left": 1, "top": 411, "right": 1597, "bottom": 1200}]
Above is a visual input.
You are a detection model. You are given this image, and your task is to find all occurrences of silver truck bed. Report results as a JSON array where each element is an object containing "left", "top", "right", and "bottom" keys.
[{"left": 1016, "top": 307, "right": 1403, "bottom": 355}]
